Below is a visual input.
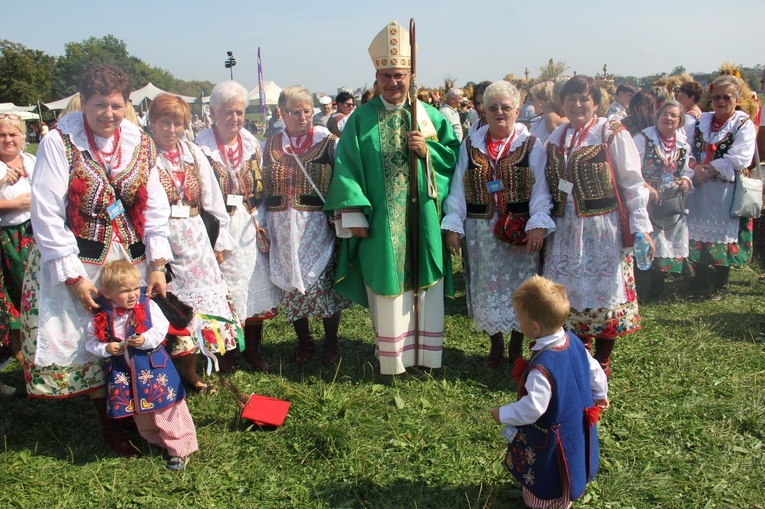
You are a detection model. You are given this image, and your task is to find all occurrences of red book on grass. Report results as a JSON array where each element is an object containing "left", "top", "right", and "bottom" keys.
[{"left": 242, "top": 394, "right": 291, "bottom": 427}]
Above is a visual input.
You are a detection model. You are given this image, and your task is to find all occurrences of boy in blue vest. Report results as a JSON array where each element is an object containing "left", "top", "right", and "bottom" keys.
[
  {"left": 490, "top": 275, "right": 609, "bottom": 508},
  {"left": 85, "top": 260, "right": 198, "bottom": 470}
]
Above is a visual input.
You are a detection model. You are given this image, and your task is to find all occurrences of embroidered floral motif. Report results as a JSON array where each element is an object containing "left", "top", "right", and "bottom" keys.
[{"left": 138, "top": 370, "right": 153, "bottom": 384}]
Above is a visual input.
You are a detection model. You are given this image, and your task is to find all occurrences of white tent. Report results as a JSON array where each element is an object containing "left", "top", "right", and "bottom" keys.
[
  {"left": 0, "top": 103, "right": 39, "bottom": 121},
  {"left": 44, "top": 93, "right": 79, "bottom": 111},
  {"left": 248, "top": 81, "right": 282, "bottom": 106},
  {"left": 129, "top": 82, "right": 196, "bottom": 104}
]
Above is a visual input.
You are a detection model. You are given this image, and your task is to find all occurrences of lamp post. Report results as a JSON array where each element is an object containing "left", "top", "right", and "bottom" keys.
[{"left": 224, "top": 51, "right": 236, "bottom": 80}]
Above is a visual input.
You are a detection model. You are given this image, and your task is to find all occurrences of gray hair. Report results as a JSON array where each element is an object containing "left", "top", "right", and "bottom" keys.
[
  {"left": 654, "top": 99, "right": 685, "bottom": 125},
  {"left": 278, "top": 85, "right": 313, "bottom": 111},
  {"left": 446, "top": 88, "right": 464, "bottom": 101},
  {"left": 210, "top": 81, "right": 249, "bottom": 111},
  {"left": 710, "top": 75, "right": 743, "bottom": 98},
  {"left": 483, "top": 81, "right": 521, "bottom": 110}
]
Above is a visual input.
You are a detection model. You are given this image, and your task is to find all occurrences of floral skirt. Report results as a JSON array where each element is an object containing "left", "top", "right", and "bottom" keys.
[
  {"left": 688, "top": 218, "right": 753, "bottom": 269},
  {"left": 1, "top": 220, "right": 35, "bottom": 331},
  {"left": 283, "top": 250, "right": 351, "bottom": 323},
  {"left": 565, "top": 250, "right": 641, "bottom": 339}
]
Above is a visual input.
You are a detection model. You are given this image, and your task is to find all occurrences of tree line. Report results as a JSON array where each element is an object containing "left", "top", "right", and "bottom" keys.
[{"left": 0, "top": 35, "right": 215, "bottom": 106}]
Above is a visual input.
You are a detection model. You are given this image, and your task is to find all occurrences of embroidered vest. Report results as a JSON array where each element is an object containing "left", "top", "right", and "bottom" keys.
[
  {"left": 207, "top": 147, "right": 265, "bottom": 215},
  {"left": 94, "top": 290, "right": 185, "bottom": 419},
  {"left": 545, "top": 121, "right": 622, "bottom": 217},
  {"left": 62, "top": 129, "right": 154, "bottom": 264},
  {"left": 504, "top": 332, "right": 599, "bottom": 501},
  {"left": 639, "top": 134, "right": 687, "bottom": 188},
  {"left": 157, "top": 149, "right": 203, "bottom": 217},
  {"left": 692, "top": 120, "right": 734, "bottom": 163},
  {"left": 463, "top": 135, "right": 536, "bottom": 219},
  {"left": 262, "top": 133, "right": 336, "bottom": 212}
]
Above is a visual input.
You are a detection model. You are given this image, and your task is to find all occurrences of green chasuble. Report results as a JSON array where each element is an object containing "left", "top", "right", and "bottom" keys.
[{"left": 324, "top": 96, "right": 459, "bottom": 307}]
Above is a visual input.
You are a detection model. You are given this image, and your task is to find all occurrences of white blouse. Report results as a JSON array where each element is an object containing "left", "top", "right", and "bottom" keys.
[
  {"left": 693, "top": 111, "right": 756, "bottom": 181},
  {"left": 31, "top": 112, "right": 173, "bottom": 283},
  {"left": 0, "top": 152, "right": 35, "bottom": 226}
]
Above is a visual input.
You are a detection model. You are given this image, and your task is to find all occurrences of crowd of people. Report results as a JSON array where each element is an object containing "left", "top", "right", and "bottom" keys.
[{"left": 0, "top": 18, "right": 761, "bottom": 505}]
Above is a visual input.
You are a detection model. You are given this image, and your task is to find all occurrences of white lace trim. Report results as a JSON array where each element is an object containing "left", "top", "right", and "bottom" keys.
[
  {"left": 47, "top": 253, "right": 87, "bottom": 284},
  {"left": 214, "top": 229, "right": 235, "bottom": 252},
  {"left": 652, "top": 218, "right": 689, "bottom": 259},
  {"left": 145, "top": 234, "right": 174, "bottom": 263},
  {"left": 440, "top": 214, "right": 464, "bottom": 236},
  {"left": 526, "top": 212, "right": 556, "bottom": 234},
  {"left": 687, "top": 217, "right": 738, "bottom": 244},
  {"left": 194, "top": 127, "right": 260, "bottom": 165}
]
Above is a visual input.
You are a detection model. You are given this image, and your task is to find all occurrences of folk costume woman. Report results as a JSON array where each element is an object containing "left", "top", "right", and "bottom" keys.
[
  {"left": 0, "top": 113, "right": 36, "bottom": 372},
  {"left": 686, "top": 75, "right": 756, "bottom": 298},
  {"left": 442, "top": 81, "right": 553, "bottom": 370},
  {"left": 22, "top": 65, "right": 173, "bottom": 457},
  {"left": 149, "top": 94, "right": 242, "bottom": 391},
  {"left": 633, "top": 100, "right": 694, "bottom": 301},
  {"left": 262, "top": 86, "right": 350, "bottom": 366},
  {"left": 195, "top": 81, "right": 281, "bottom": 372},
  {"left": 542, "top": 75, "right": 653, "bottom": 377}
]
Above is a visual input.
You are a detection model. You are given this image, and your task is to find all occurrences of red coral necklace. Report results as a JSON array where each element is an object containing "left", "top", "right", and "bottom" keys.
[{"left": 84, "top": 121, "right": 122, "bottom": 170}]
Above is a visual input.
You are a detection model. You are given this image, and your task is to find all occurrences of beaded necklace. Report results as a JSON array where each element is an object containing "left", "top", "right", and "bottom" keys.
[
  {"left": 84, "top": 121, "right": 122, "bottom": 170},
  {"left": 284, "top": 128, "right": 314, "bottom": 156},
  {"left": 214, "top": 130, "right": 243, "bottom": 168}
]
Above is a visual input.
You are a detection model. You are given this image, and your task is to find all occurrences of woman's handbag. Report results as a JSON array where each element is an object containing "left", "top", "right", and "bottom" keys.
[
  {"left": 730, "top": 152, "right": 762, "bottom": 218},
  {"left": 649, "top": 186, "right": 686, "bottom": 231},
  {"left": 494, "top": 209, "right": 529, "bottom": 246},
  {"left": 603, "top": 124, "right": 634, "bottom": 248}
]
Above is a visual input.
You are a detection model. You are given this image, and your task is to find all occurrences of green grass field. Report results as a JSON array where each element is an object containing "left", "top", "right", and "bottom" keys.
[{"left": 1, "top": 256, "right": 764, "bottom": 508}]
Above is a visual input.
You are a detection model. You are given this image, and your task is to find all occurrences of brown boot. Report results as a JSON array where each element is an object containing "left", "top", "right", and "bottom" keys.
[
  {"left": 217, "top": 351, "right": 238, "bottom": 374},
  {"left": 294, "top": 318, "right": 314, "bottom": 363},
  {"left": 484, "top": 333, "right": 504, "bottom": 368},
  {"left": 321, "top": 312, "right": 341, "bottom": 366},
  {"left": 594, "top": 338, "right": 616, "bottom": 378},
  {"left": 243, "top": 322, "right": 270, "bottom": 372},
  {"left": 507, "top": 330, "right": 524, "bottom": 366},
  {"left": 91, "top": 397, "right": 139, "bottom": 458}
]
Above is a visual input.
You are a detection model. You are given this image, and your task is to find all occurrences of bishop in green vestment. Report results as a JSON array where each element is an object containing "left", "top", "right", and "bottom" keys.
[{"left": 324, "top": 20, "right": 459, "bottom": 374}]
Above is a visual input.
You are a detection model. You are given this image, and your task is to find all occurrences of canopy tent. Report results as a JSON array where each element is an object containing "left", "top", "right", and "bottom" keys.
[
  {"left": 43, "top": 93, "right": 79, "bottom": 111},
  {"left": 0, "top": 103, "right": 40, "bottom": 121},
  {"left": 248, "top": 81, "right": 282, "bottom": 105},
  {"left": 129, "top": 82, "right": 196, "bottom": 105}
]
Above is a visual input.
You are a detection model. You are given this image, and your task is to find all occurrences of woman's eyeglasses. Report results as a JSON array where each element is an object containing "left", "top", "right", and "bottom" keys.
[
  {"left": 487, "top": 104, "right": 514, "bottom": 113},
  {"left": 0, "top": 113, "right": 23, "bottom": 121},
  {"left": 285, "top": 109, "right": 313, "bottom": 118},
  {"left": 711, "top": 95, "right": 733, "bottom": 102}
]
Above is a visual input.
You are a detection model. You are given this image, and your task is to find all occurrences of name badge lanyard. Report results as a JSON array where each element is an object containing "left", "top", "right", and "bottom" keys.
[
  {"left": 160, "top": 145, "right": 189, "bottom": 206},
  {"left": 558, "top": 118, "right": 598, "bottom": 195},
  {"left": 486, "top": 131, "right": 515, "bottom": 208}
]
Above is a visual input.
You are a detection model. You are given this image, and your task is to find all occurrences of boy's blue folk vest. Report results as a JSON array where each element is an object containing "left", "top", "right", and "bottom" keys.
[
  {"left": 503, "top": 331, "right": 599, "bottom": 501},
  {"left": 94, "top": 289, "right": 185, "bottom": 419}
]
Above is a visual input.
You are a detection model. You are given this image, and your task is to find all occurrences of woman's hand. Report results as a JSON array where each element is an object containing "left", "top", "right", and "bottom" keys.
[
  {"left": 3, "top": 167, "right": 23, "bottom": 186},
  {"left": 146, "top": 269, "right": 167, "bottom": 297},
  {"left": 406, "top": 131, "right": 428, "bottom": 159},
  {"left": 68, "top": 278, "right": 100, "bottom": 312},
  {"left": 595, "top": 398, "right": 610, "bottom": 410},
  {"left": 489, "top": 407, "right": 501, "bottom": 424},
  {"left": 693, "top": 164, "right": 713, "bottom": 185},
  {"left": 677, "top": 178, "right": 690, "bottom": 193},
  {"left": 349, "top": 227, "right": 368, "bottom": 239},
  {"left": 215, "top": 250, "right": 226, "bottom": 265},
  {"left": 445, "top": 231, "right": 461, "bottom": 256},
  {"left": 642, "top": 231, "right": 656, "bottom": 261},
  {"left": 13, "top": 192, "right": 31, "bottom": 211},
  {"left": 525, "top": 228, "right": 545, "bottom": 253}
]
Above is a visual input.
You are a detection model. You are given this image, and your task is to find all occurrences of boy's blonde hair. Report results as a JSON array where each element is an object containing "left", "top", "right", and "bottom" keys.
[
  {"left": 100, "top": 260, "right": 141, "bottom": 291},
  {"left": 512, "top": 275, "right": 570, "bottom": 330}
]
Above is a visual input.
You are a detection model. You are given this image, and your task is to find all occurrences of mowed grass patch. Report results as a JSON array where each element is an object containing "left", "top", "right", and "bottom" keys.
[{"left": 1, "top": 260, "right": 764, "bottom": 508}]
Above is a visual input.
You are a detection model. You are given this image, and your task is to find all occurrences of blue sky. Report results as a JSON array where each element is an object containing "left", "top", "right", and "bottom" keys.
[{"left": 6, "top": 0, "right": 764, "bottom": 99}]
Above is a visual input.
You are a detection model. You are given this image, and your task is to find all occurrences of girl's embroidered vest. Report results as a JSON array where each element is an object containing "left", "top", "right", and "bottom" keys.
[
  {"left": 503, "top": 331, "right": 599, "bottom": 501},
  {"left": 157, "top": 144, "right": 203, "bottom": 217},
  {"left": 262, "top": 134, "right": 336, "bottom": 212},
  {"left": 207, "top": 146, "right": 265, "bottom": 215},
  {"left": 545, "top": 120, "right": 622, "bottom": 218},
  {"left": 62, "top": 130, "right": 154, "bottom": 264},
  {"left": 463, "top": 135, "right": 536, "bottom": 219},
  {"left": 639, "top": 134, "right": 687, "bottom": 188},
  {"left": 94, "top": 290, "right": 185, "bottom": 419}
]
